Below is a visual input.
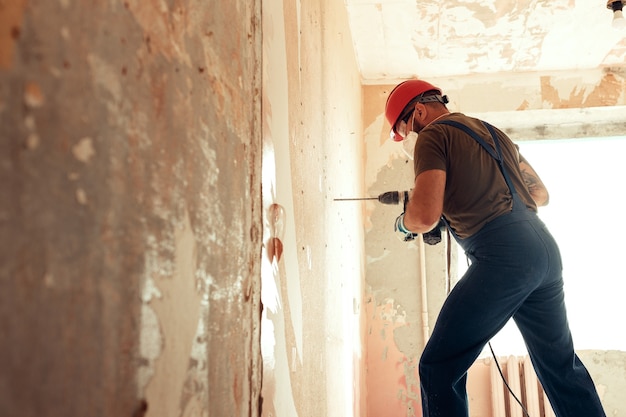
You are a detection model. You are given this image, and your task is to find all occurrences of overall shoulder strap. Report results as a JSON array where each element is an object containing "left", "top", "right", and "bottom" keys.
[
  {"left": 433, "top": 119, "right": 500, "bottom": 161},
  {"left": 432, "top": 119, "right": 519, "bottom": 200}
]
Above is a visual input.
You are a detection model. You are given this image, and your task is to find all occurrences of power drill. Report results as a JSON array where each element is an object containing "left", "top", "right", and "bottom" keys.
[{"left": 334, "top": 191, "right": 445, "bottom": 245}]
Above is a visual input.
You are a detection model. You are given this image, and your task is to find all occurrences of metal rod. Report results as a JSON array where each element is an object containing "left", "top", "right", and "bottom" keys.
[{"left": 333, "top": 197, "right": 378, "bottom": 201}]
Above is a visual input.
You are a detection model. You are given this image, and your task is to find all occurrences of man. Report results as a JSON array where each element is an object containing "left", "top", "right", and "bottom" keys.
[{"left": 385, "top": 79, "right": 606, "bottom": 417}]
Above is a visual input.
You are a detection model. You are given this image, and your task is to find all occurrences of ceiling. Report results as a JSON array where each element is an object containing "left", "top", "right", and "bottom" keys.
[{"left": 345, "top": 0, "right": 626, "bottom": 83}]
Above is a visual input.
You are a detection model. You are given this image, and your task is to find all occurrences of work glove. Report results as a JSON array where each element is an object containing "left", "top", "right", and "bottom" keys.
[
  {"left": 394, "top": 213, "right": 418, "bottom": 242},
  {"left": 395, "top": 216, "right": 446, "bottom": 245}
]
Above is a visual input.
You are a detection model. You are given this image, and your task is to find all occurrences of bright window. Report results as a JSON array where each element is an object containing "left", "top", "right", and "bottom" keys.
[{"left": 462, "top": 136, "right": 626, "bottom": 357}]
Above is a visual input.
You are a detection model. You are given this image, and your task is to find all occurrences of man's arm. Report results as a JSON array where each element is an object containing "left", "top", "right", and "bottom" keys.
[
  {"left": 402, "top": 169, "right": 446, "bottom": 233},
  {"left": 519, "top": 159, "right": 549, "bottom": 206}
]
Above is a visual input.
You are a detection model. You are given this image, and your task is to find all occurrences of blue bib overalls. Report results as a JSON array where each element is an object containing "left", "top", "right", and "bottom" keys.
[{"left": 418, "top": 120, "right": 606, "bottom": 417}]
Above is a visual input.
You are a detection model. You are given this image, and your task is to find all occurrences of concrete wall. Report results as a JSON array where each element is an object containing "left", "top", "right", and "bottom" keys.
[
  {"left": 362, "top": 69, "right": 626, "bottom": 416},
  {"left": 260, "top": 0, "right": 365, "bottom": 417},
  {"left": 0, "top": 2, "right": 262, "bottom": 416}
]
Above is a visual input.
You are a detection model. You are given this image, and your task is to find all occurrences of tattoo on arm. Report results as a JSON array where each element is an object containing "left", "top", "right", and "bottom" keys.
[
  {"left": 519, "top": 161, "right": 549, "bottom": 206},
  {"left": 521, "top": 168, "right": 540, "bottom": 193}
]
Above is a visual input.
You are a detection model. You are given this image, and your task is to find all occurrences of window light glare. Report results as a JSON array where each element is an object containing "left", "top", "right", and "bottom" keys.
[{"left": 612, "top": 10, "right": 626, "bottom": 29}]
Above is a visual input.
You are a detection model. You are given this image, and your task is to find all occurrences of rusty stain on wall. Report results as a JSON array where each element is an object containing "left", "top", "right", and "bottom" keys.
[
  {"left": 124, "top": 1, "right": 192, "bottom": 65},
  {"left": 23, "top": 82, "right": 45, "bottom": 107},
  {"left": 0, "top": 0, "right": 27, "bottom": 69}
]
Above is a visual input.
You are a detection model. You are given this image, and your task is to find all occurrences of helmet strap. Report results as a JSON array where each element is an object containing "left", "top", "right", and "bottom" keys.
[{"left": 417, "top": 94, "right": 449, "bottom": 105}]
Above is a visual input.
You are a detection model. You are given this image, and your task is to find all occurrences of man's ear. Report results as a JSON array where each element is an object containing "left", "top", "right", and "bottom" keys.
[{"left": 415, "top": 103, "right": 427, "bottom": 121}]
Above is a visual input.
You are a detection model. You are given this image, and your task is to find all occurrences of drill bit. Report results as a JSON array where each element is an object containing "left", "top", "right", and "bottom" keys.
[{"left": 333, "top": 197, "right": 378, "bottom": 201}]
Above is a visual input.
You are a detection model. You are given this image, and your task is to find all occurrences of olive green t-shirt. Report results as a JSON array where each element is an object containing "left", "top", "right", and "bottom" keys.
[{"left": 413, "top": 113, "right": 537, "bottom": 239}]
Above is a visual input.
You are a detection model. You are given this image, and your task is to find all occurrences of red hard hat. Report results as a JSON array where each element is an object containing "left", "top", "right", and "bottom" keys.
[{"left": 385, "top": 80, "right": 442, "bottom": 141}]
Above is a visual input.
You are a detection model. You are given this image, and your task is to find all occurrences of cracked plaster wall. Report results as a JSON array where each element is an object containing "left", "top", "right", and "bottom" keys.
[{"left": 0, "top": 1, "right": 261, "bottom": 416}]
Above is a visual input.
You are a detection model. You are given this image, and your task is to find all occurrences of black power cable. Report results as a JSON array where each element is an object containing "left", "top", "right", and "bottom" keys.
[
  {"left": 488, "top": 342, "right": 532, "bottom": 417},
  {"left": 460, "top": 254, "right": 534, "bottom": 416}
]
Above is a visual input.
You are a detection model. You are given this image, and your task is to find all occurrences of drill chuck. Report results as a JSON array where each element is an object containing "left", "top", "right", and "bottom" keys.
[{"left": 377, "top": 191, "right": 409, "bottom": 206}]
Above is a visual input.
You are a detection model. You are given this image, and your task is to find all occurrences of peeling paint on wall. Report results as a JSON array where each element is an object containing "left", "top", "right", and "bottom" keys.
[
  {"left": 540, "top": 72, "right": 626, "bottom": 108},
  {"left": 365, "top": 297, "right": 421, "bottom": 417},
  {"left": 138, "top": 210, "right": 208, "bottom": 415},
  {"left": 0, "top": 1, "right": 263, "bottom": 416},
  {"left": 72, "top": 137, "right": 96, "bottom": 163},
  {"left": 138, "top": 291, "right": 163, "bottom": 397},
  {"left": 347, "top": 0, "right": 626, "bottom": 81}
]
